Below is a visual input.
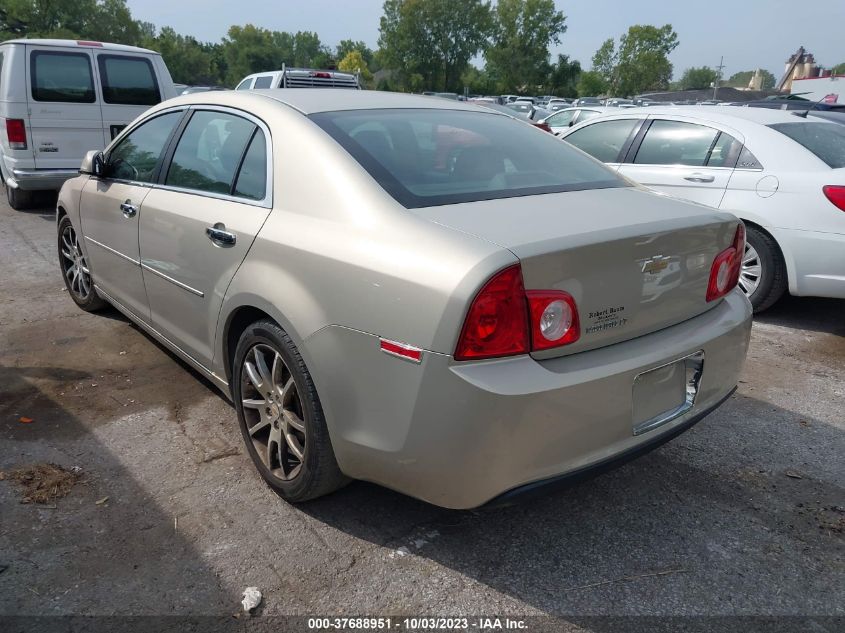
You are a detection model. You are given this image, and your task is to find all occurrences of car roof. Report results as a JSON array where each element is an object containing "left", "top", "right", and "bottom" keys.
[
  {"left": 0, "top": 38, "right": 159, "bottom": 55},
  {"left": 606, "top": 105, "right": 820, "bottom": 126},
  {"left": 168, "top": 89, "right": 489, "bottom": 115}
]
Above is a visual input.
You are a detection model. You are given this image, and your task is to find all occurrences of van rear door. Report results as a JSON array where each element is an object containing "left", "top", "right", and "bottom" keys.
[
  {"left": 26, "top": 44, "right": 107, "bottom": 169},
  {"left": 94, "top": 52, "right": 165, "bottom": 145}
]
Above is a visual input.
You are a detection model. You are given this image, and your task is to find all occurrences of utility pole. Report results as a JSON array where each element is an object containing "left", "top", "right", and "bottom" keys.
[{"left": 713, "top": 56, "right": 725, "bottom": 100}]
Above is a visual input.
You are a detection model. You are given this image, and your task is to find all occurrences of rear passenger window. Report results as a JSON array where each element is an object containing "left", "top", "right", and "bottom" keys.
[
  {"left": 707, "top": 132, "right": 742, "bottom": 168},
  {"left": 565, "top": 119, "right": 639, "bottom": 163},
  {"left": 634, "top": 120, "right": 718, "bottom": 166},
  {"left": 166, "top": 111, "right": 256, "bottom": 195},
  {"left": 31, "top": 51, "right": 95, "bottom": 103},
  {"left": 108, "top": 111, "right": 182, "bottom": 183},
  {"left": 253, "top": 76, "right": 273, "bottom": 89},
  {"left": 736, "top": 146, "right": 764, "bottom": 170},
  {"left": 98, "top": 55, "right": 160, "bottom": 105},
  {"left": 233, "top": 132, "right": 267, "bottom": 200}
]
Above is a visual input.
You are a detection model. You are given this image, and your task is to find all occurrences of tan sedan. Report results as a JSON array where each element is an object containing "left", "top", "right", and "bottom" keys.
[{"left": 56, "top": 90, "right": 751, "bottom": 508}]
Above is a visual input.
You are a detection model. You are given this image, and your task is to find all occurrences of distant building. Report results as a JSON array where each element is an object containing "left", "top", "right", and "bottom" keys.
[{"left": 790, "top": 76, "right": 842, "bottom": 103}]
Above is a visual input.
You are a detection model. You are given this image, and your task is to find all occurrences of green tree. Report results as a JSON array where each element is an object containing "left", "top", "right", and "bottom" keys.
[
  {"left": 378, "top": 0, "right": 493, "bottom": 92},
  {"left": 337, "top": 39, "right": 374, "bottom": 67},
  {"left": 338, "top": 50, "right": 373, "bottom": 85},
  {"left": 727, "top": 69, "right": 775, "bottom": 90},
  {"left": 833, "top": 62, "right": 845, "bottom": 75},
  {"left": 678, "top": 66, "right": 717, "bottom": 90},
  {"left": 576, "top": 70, "right": 607, "bottom": 97},
  {"left": 546, "top": 54, "right": 580, "bottom": 97},
  {"left": 141, "top": 27, "right": 219, "bottom": 85},
  {"left": 222, "top": 24, "right": 285, "bottom": 85},
  {"left": 591, "top": 24, "right": 678, "bottom": 96},
  {"left": 485, "top": 0, "right": 566, "bottom": 93},
  {"left": 0, "top": 0, "right": 142, "bottom": 43}
]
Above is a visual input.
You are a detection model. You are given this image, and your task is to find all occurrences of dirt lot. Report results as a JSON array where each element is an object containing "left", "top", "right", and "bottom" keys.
[{"left": 0, "top": 194, "right": 843, "bottom": 630}]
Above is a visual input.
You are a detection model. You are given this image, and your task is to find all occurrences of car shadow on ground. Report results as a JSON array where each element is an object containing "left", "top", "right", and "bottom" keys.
[
  {"left": 300, "top": 390, "right": 844, "bottom": 620},
  {"left": 755, "top": 296, "right": 845, "bottom": 336}
]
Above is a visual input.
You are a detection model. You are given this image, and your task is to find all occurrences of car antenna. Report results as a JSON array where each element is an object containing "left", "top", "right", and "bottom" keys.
[{"left": 793, "top": 92, "right": 831, "bottom": 118}]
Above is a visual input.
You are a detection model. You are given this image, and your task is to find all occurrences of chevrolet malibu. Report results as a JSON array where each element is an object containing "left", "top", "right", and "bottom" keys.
[{"left": 56, "top": 90, "right": 752, "bottom": 509}]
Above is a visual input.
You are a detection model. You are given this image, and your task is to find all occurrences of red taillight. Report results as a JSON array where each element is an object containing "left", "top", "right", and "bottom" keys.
[
  {"left": 706, "top": 224, "right": 745, "bottom": 302},
  {"left": 534, "top": 122, "right": 553, "bottom": 133},
  {"left": 5, "top": 118, "right": 27, "bottom": 150},
  {"left": 455, "top": 265, "right": 529, "bottom": 361},
  {"left": 455, "top": 264, "right": 581, "bottom": 360},
  {"left": 823, "top": 185, "right": 845, "bottom": 211},
  {"left": 526, "top": 290, "right": 580, "bottom": 350}
]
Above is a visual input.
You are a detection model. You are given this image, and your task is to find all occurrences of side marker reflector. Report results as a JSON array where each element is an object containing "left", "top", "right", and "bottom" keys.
[{"left": 380, "top": 339, "right": 423, "bottom": 363}]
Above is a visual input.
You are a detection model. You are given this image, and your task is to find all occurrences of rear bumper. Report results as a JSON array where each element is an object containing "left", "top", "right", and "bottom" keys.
[
  {"left": 774, "top": 227, "right": 845, "bottom": 299},
  {"left": 306, "top": 290, "right": 752, "bottom": 509},
  {"left": 6, "top": 168, "right": 78, "bottom": 191}
]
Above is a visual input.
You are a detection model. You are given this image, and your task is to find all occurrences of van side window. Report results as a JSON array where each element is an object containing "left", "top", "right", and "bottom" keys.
[
  {"left": 165, "top": 111, "right": 256, "bottom": 195},
  {"left": 107, "top": 111, "right": 182, "bottom": 183},
  {"left": 98, "top": 55, "right": 160, "bottom": 105},
  {"left": 253, "top": 76, "right": 273, "bottom": 89},
  {"left": 31, "top": 51, "right": 95, "bottom": 103}
]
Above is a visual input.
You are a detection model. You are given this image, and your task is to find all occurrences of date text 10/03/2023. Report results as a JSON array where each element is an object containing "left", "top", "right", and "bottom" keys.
[{"left": 307, "top": 617, "right": 528, "bottom": 630}]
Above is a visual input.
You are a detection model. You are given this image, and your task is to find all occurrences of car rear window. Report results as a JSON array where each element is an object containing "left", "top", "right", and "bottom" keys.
[
  {"left": 768, "top": 122, "right": 845, "bottom": 168},
  {"left": 31, "top": 51, "right": 95, "bottom": 103},
  {"left": 98, "top": 55, "right": 160, "bottom": 105},
  {"left": 310, "top": 108, "right": 625, "bottom": 208}
]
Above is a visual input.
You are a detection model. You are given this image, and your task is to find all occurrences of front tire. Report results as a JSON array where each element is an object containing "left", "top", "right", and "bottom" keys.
[
  {"left": 740, "top": 226, "right": 787, "bottom": 313},
  {"left": 58, "top": 216, "right": 107, "bottom": 312},
  {"left": 233, "top": 319, "right": 348, "bottom": 502}
]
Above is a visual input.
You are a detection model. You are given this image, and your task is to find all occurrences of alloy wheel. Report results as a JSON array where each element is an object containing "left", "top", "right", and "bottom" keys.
[
  {"left": 738, "top": 241, "right": 762, "bottom": 297},
  {"left": 60, "top": 224, "right": 93, "bottom": 300},
  {"left": 240, "top": 343, "right": 307, "bottom": 481}
]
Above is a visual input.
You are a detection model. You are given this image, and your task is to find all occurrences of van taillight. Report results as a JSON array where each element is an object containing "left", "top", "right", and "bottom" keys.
[
  {"left": 5, "top": 119, "right": 27, "bottom": 150},
  {"left": 706, "top": 224, "right": 745, "bottom": 302},
  {"left": 454, "top": 264, "right": 581, "bottom": 361}
]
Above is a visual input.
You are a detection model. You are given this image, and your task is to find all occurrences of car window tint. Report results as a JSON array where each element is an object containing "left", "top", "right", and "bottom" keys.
[
  {"left": 311, "top": 108, "right": 624, "bottom": 209},
  {"left": 108, "top": 111, "right": 182, "bottom": 183},
  {"left": 634, "top": 120, "right": 719, "bottom": 166},
  {"left": 578, "top": 110, "right": 602, "bottom": 123},
  {"left": 233, "top": 131, "right": 267, "bottom": 200},
  {"left": 235, "top": 79, "right": 252, "bottom": 90},
  {"left": 253, "top": 76, "right": 273, "bottom": 89},
  {"left": 768, "top": 121, "right": 845, "bottom": 169},
  {"left": 565, "top": 119, "right": 638, "bottom": 163},
  {"left": 707, "top": 132, "right": 742, "bottom": 168},
  {"left": 547, "top": 110, "right": 576, "bottom": 127},
  {"left": 98, "top": 55, "right": 160, "bottom": 105},
  {"left": 30, "top": 51, "right": 95, "bottom": 103},
  {"left": 736, "top": 146, "right": 763, "bottom": 170},
  {"left": 166, "top": 111, "right": 255, "bottom": 195}
]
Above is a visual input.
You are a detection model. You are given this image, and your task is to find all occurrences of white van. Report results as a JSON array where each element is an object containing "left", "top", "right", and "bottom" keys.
[{"left": 0, "top": 39, "right": 177, "bottom": 209}]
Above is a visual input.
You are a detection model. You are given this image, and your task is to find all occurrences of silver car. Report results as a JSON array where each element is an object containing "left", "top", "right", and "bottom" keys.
[{"left": 56, "top": 90, "right": 752, "bottom": 509}]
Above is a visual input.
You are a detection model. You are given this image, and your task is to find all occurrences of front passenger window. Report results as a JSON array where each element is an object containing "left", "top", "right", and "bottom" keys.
[
  {"left": 564, "top": 119, "right": 639, "bottom": 163},
  {"left": 107, "top": 111, "right": 182, "bottom": 183}
]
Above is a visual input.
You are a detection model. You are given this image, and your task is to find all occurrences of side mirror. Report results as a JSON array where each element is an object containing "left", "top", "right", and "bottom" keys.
[{"left": 80, "top": 150, "right": 105, "bottom": 177}]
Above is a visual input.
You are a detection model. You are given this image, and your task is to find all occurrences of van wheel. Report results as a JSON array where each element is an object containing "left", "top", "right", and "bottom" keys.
[
  {"left": 6, "top": 184, "right": 33, "bottom": 210},
  {"left": 740, "top": 226, "right": 787, "bottom": 313},
  {"left": 233, "top": 319, "right": 349, "bottom": 503}
]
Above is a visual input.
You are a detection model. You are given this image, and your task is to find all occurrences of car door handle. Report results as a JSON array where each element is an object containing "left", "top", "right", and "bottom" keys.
[
  {"left": 206, "top": 224, "right": 236, "bottom": 246},
  {"left": 684, "top": 173, "right": 715, "bottom": 183},
  {"left": 120, "top": 200, "right": 137, "bottom": 218}
]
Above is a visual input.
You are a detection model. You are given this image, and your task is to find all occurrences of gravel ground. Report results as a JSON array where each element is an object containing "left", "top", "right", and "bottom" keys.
[{"left": 0, "top": 194, "right": 842, "bottom": 630}]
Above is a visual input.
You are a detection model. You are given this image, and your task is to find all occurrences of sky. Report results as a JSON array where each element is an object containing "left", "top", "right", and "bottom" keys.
[{"left": 126, "top": 0, "right": 845, "bottom": 80}]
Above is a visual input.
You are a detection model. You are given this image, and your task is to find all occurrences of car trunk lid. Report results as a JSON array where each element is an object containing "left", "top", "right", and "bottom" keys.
[{"left": 413, "top": 187, "right": 741, "bottom": 359}]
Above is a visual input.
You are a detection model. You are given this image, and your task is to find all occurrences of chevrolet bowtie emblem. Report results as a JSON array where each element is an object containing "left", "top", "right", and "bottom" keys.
[{"left": 642, "top": 255, "right": 671, "bottom": 274}]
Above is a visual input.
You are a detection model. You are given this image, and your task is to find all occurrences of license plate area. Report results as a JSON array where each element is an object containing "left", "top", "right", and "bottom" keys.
[{"left": 632, "top": 351, "right": 704, "bottom": 436}]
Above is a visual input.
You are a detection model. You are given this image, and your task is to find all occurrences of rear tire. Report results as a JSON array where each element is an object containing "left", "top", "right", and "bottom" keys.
[
  {"left": 233, "top": 319, "right": 348, "bottom": 503},
  {"left": 6, "top": 184, "right": 32, "bottom": 210},
  {"left": 741, "top": 226, "right": 787, "bottom": 313}
]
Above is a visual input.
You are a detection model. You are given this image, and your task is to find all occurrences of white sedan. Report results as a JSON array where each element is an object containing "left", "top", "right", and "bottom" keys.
[{"left": 558, "top": 106, "right": 845, "bottom": 311}]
